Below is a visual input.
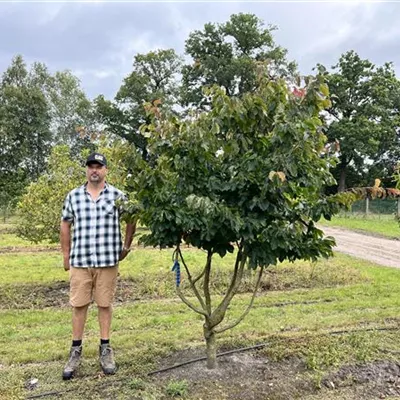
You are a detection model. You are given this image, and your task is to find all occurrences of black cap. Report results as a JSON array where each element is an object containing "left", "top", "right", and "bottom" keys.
[{"left": 86, "top": 152, "right": 107, "bottom": 167}]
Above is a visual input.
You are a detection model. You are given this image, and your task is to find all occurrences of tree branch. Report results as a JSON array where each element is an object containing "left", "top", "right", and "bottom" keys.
[
  {"left": 299, "top": 218, "right": 310, "bottom": 230},
  {"left": 193, "top": 267, "right": 206, "bottom": 284},
  {"left": 210, "top": 242, "right": 246, "bottom": 327},
  {"left": 204, "top": 250, "right": 212, "bottom": 314},
  {"left": 176, "top": 287, "right": 208, "bottom": 317},
  {"left": 326, "top": 108, "right": 340, "bottom": 121},
  {"left": 215, "top": 266, "right": 264, "bottom": 334},
  {"left": 178, "top": 249, "right": 208, "bottom": 314}
]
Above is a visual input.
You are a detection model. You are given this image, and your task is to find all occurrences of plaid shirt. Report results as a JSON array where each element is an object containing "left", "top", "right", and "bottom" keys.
[{"left": 61, "top": 183, "right": 126, "bottom": 268}]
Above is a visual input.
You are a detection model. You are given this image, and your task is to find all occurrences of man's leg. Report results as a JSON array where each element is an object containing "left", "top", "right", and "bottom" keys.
[
  {"left": 73, "top": 305, "right": 90, "bottom": 340},
  {"left": 98, "top": 305, "right": 112, "bottom": 340},
  {"left": 63, "top": 268, "right": 92, "bottom": 380},
  {"left": 94, "top": 267, "right": 118, "bottom": 374}
]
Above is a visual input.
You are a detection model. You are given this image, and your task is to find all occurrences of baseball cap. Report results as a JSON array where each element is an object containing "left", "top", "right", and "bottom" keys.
[{"left": 86, "top": 152, "right": 107, "bottom": 167}]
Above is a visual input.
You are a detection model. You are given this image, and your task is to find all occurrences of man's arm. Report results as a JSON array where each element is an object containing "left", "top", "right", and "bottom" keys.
[
  {"left": 60, "top": 220, "right": 72, "bottom": 271},
  {"left": 119, "top": 222, "right": 136, "bottom": 261}
]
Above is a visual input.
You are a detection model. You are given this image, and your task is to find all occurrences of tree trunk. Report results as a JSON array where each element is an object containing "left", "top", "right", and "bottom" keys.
[{"left": 204, "top": 327, "right": 217, "bottom": 369}]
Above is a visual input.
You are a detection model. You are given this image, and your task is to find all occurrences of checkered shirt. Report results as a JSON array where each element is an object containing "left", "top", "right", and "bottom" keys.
[{"left": 61, "top": 183, "right": 126, "bottom": 268}]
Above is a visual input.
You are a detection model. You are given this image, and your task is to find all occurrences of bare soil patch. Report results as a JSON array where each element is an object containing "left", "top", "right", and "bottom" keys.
[
  {"left": 152, "top": 350, "right": 400, "bottom": 400},
  {"left": 0, "top": 278, "right": 346, "bottom": 310},
  {"left": 0, "top": 260, "right": 367, "bottom": 310},
  {"left": 322, "top": 360, "right": 400, "bottom": 399},
  {"left": 0, "top": 281, "right": 70, "bottom": 309},
  {"left": 0, "top": 245, "right": 59, "bottom": 254},
  {"left": 154, "top": 350, "right": 313, "bottom": 400}
]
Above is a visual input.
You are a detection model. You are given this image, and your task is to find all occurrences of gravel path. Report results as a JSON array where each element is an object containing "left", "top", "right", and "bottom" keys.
[{"left": 321, "top": 226, "right": 400, "bottom": 269}]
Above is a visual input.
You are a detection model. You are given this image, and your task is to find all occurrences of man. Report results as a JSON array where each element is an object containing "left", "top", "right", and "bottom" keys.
[{"left": 60, "top": 152, "right": 135, "bottom": 380}]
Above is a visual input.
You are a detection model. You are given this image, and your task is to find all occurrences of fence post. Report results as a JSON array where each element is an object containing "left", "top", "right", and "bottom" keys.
[
  {"left": 397, "top": 198, "right": 400, "bottom": 218},
  {"left": 365, "top": 197, "right": 370, "bottom": 216}
]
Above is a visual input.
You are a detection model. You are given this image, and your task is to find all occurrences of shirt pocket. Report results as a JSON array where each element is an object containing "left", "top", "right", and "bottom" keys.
[{"left": 102, "top": 200, "right": 115, "bottom": 216}]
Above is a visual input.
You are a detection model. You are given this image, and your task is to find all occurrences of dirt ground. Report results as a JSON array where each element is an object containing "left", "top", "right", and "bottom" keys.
[
  {"left": 152, "top": 350, "right": 400, "bottom": 400},
  {"left": 320, "top": 226, "right": 400, "bottom": 269}
]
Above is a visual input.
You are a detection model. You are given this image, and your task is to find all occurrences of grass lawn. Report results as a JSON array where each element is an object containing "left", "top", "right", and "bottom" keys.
[
  {"left": 0, "top": 239, "right": 399, "bottom": 399},
  {"left": 0, "top": 232, "right": 56, "bottom": 248},
  {"left": 0, "top": 224, "right": 148, "bottom": 249},
  {"left": 2, "top": 213, "right": 399, "bottom": 252},
  {"left": 320, "top": 213, "right": 400, "bottom": 239}
]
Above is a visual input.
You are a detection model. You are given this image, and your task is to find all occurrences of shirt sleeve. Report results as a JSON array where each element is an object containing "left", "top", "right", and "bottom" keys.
[{"left": 61, "top": 193, "right": 74, "bottom": 222}]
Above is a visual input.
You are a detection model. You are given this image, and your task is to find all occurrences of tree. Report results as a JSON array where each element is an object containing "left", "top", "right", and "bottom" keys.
[
  {"left": 16, "top": 145, "right": 83, "bottom": 243},
  {"left": 0, "top": 170, "right": 26, "bottom": 222},
  {"left": 322, "top": 51, "right": 400, "bottom": 192},
  {"left": 0, "top": 55, "right": 52, "bottom": 182},
  {"left": 0, "top": 56, "right": 96, "bottom": 216},
  {"left": 123, "top": 66, "right": 355, "bottom": 369},
  {"left": 95, "top": 49, "right": 182, "bottom": 159},
  {"left": 0, "top": 55, "right": 52, "bottom": 213},
  {"left": 17, "top": 140, "right": 132, "bottom": 243},
  {"left": 181, "top": 13, "right": 297, "bottom": 107},
  {"left": 46, "top": 70, "right": 97, "bottom": 155}
]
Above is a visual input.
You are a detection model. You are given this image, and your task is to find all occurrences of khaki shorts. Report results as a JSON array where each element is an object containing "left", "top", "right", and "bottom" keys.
[{"left": 69, "top": 266, "right": 118, "bottom": 307}]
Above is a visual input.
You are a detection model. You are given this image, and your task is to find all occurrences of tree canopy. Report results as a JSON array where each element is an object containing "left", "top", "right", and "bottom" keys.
[
  {"left": 95, "top": 49, "right": 182, "bottom": 160},
  {"left": 323, "top": 51, "right": 400, "bottom": 191},
  {"left": 181, "top": 13, "right": 297, "bottom": 107},
  {"left": 123, "top": 65, "right": 355, "bottom": 368},
  {"left": 0, "top": 55, "right": 52, "bottom": 213}
]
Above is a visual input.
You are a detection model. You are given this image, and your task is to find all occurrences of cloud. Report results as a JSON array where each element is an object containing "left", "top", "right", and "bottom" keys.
[
  {"left": 35, "top": 4, "right": 65, "bottom": 26},
  {"left": 74, "top": 68, "right": 117, "bottom": 80},
  {"left": 0, "top": 1, "right": 399, "bottom": 99}
]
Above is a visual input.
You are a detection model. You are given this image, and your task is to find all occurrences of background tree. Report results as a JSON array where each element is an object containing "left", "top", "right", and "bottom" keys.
[
  {"left": 17, "top": 140, "right": 131, "bottom": 243},
  {"left": 123, "top": 66, "right": 355, "bottom": 369},
  {"left": 181, "top": 13, "right": 297, "bottom": 107},
  {"left": 16, "top": 145, "right": 83, "bottom": 243},
  {"left": 0, "top": 55, "right": 97, "bottom": 218},
  {"left": 95, "top": 14, "right": 296, "bottom": 159},
  {"left": 0, "top": 55, "right": 52, "bottom": 214},
  {"left": 95, "top": 49, "right": 182, "bottom": 160},
  {"left": 322, "top": 51, "right": 400, "bottom": 192},
  {"left": 46, "top": 70, "right": 97, "bottom": 155},
  {"left": 0, "top": 171, "right": 26, "bottom": 222}
]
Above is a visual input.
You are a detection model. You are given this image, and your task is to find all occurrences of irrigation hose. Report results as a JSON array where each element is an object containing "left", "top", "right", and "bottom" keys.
[{"left": 147, "top": 343, "right": 268, "bottom": 376}]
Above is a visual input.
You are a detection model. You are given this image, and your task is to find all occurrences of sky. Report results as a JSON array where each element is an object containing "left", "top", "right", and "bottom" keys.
[{"left": 1, "top": 1, "right": 400, "bottom": 100}]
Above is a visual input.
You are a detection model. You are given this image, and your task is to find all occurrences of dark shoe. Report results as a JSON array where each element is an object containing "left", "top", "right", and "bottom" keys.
[
  {"left": 99, "top": 344, "right": 116, "bottom": 375},
  {"left": 62, "top": 345, "right": 82, "bottom": 380}
]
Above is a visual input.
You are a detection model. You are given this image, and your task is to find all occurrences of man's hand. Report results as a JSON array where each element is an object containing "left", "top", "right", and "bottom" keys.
[
  {"left": 63, "top": 256, "right": 70, "bottom": 271},
  {"left": 119, "top": 247, "right": 131, "bottom": 261},
  {"left": 119, "top": 223, "right": 136, "bottom": 262}
]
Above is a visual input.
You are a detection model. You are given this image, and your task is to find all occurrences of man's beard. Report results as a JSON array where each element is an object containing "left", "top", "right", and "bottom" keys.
[{"left": 90, "top": 175, "right": 100, "bottom": 182}]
